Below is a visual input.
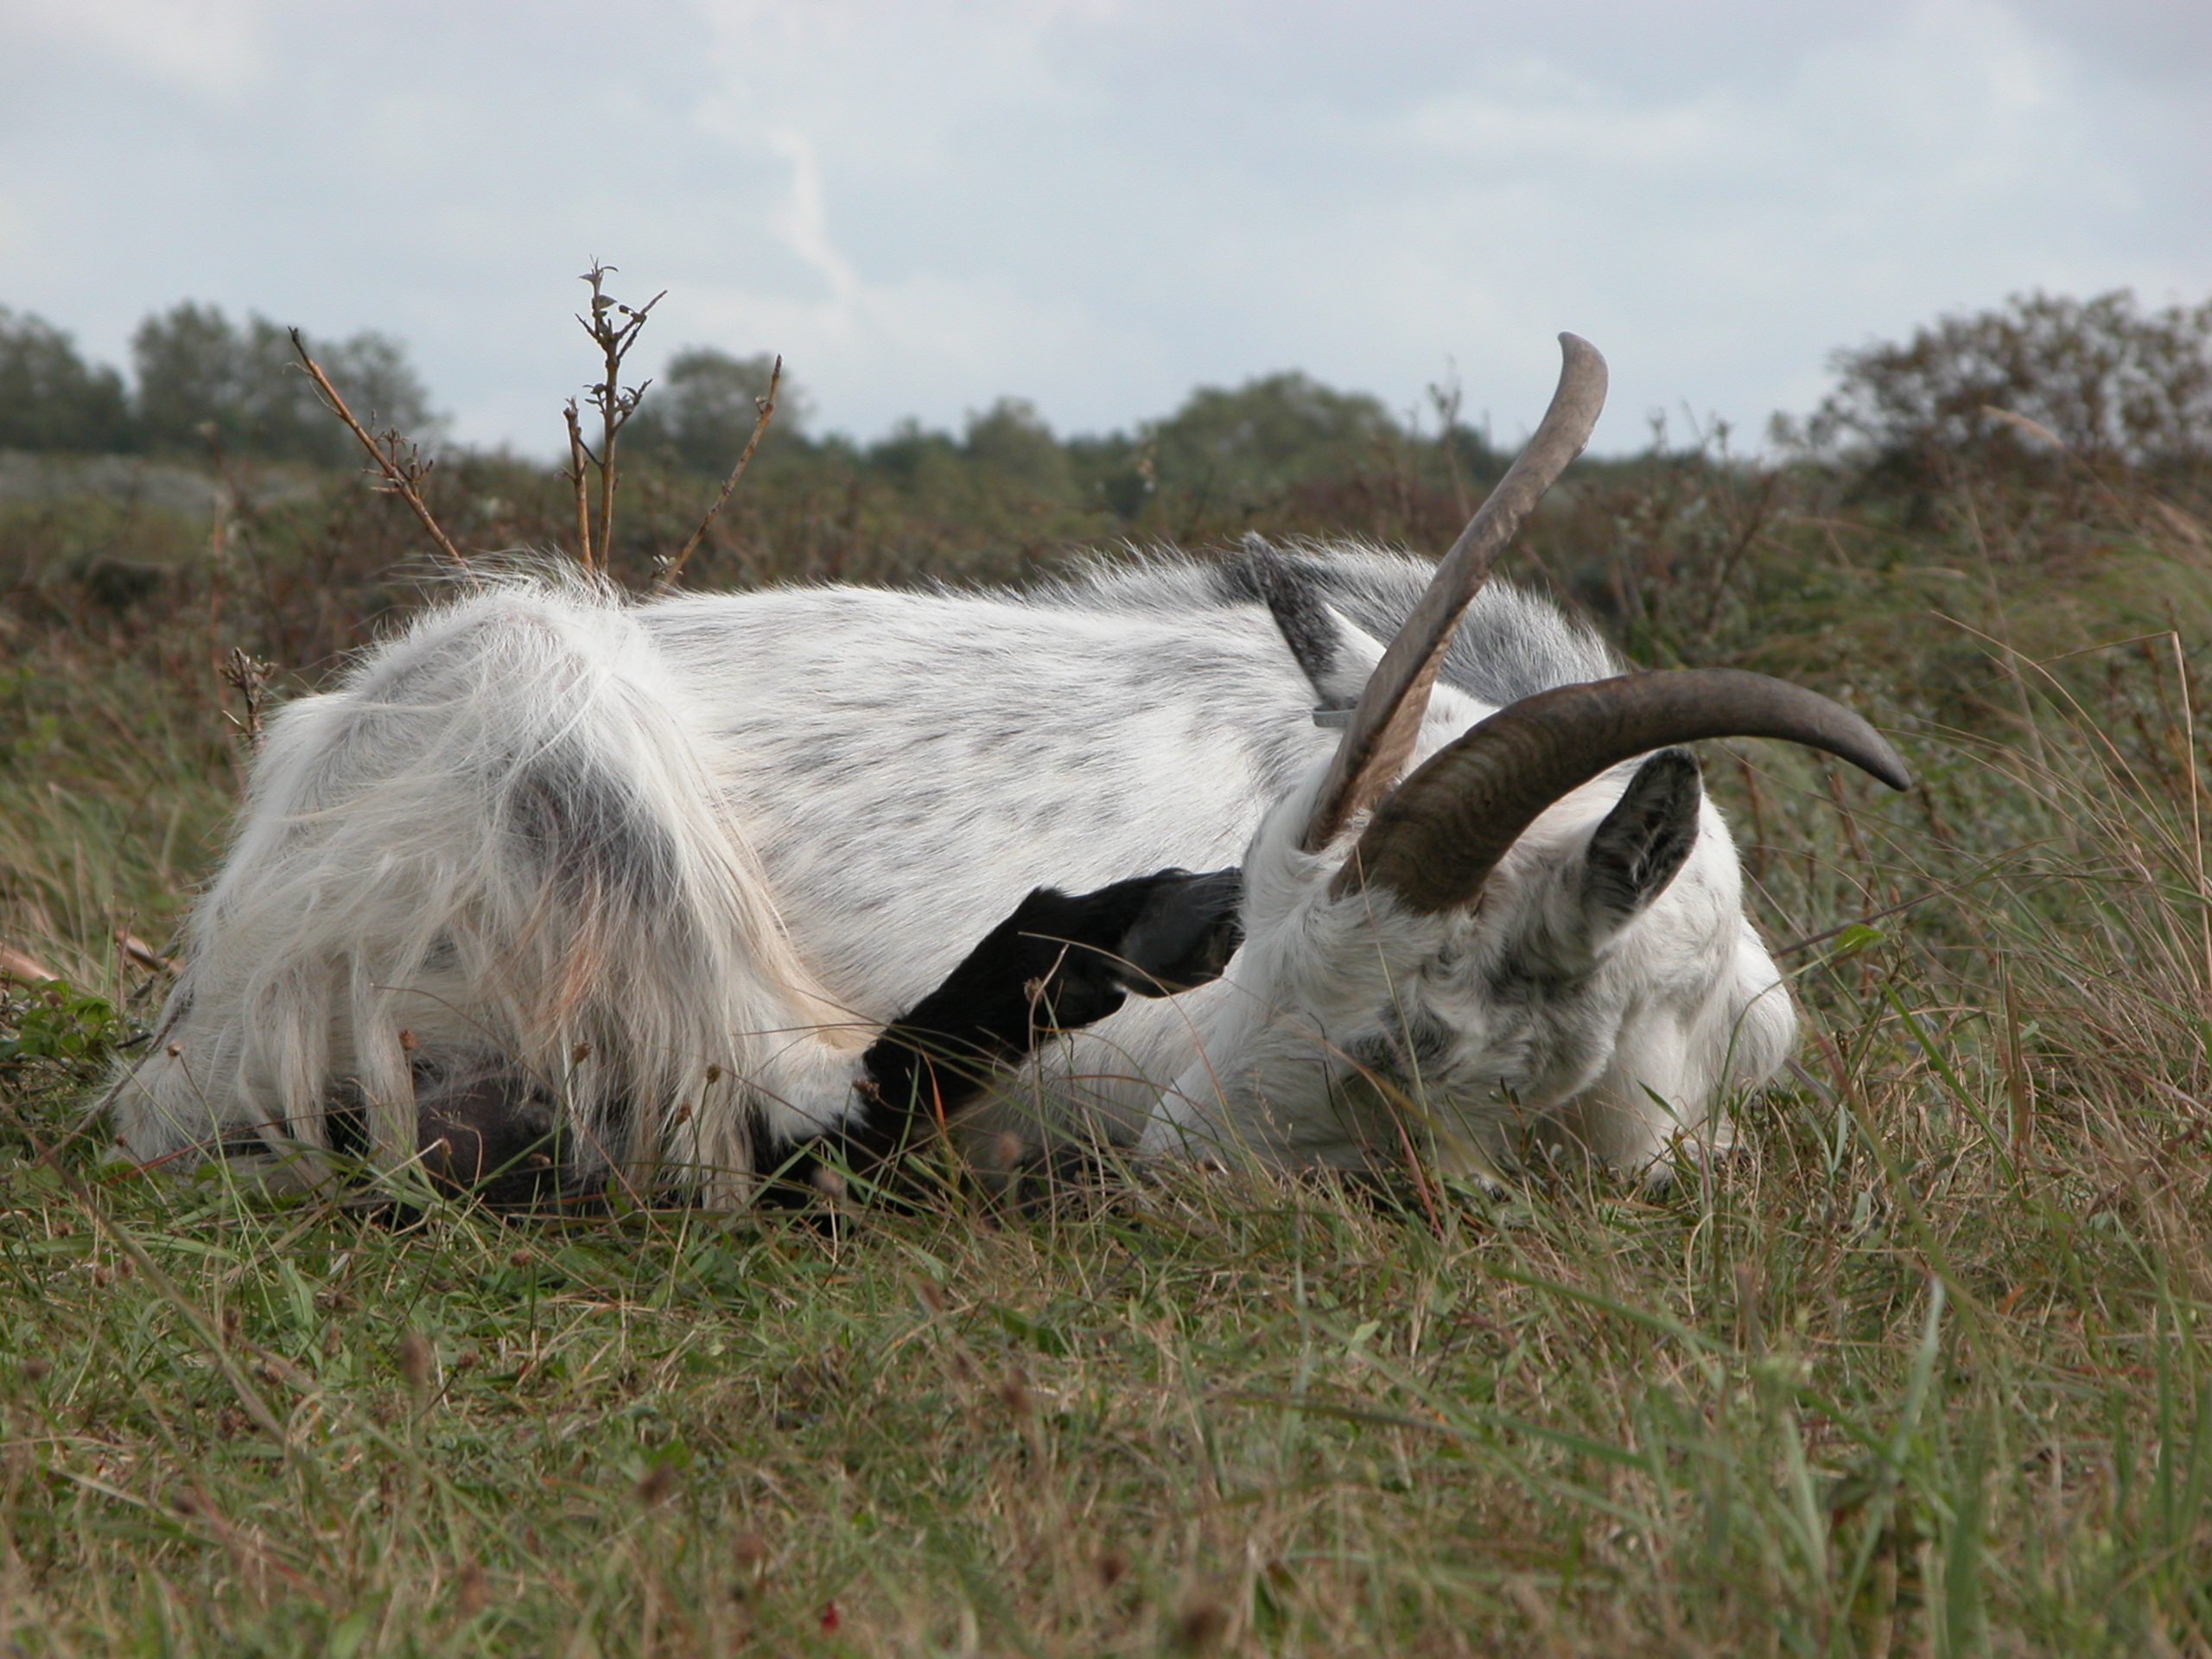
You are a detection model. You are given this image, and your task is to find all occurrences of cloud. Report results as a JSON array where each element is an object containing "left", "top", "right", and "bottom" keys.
[
  {"left": 12, "top": 0, "right": 270, "bottom": 101},
  {"left": 0, "top": 0, "right": 2202, "bottom": 454}
]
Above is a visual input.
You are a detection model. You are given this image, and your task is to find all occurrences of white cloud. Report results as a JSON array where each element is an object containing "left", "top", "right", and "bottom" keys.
[{"left": 12, "top": 0, "right": 270, "bottom": 100}]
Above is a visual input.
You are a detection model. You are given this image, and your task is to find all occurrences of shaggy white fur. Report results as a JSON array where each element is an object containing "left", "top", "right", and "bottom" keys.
[{"left": 111, "top": 547, "right": 1798, "bottom": 1201}]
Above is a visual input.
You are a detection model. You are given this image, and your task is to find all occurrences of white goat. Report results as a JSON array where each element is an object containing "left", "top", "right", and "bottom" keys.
[{"left": 110, "top": 338, "right": 1907, "bottom": 1204}]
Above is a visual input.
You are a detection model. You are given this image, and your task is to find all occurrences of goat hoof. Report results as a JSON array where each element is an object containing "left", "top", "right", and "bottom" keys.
[
  {"left": 1113, "top": 867, "right": 1244, "bottom": 995},
  {"left": 412, "top": 1058, "right": 563, "bottom": 1208}
]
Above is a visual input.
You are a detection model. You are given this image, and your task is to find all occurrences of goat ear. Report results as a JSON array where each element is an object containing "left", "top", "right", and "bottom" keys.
[
  {"left": 1236, "top": 542, "right": 1387, "bottom": 711},
  {"left": 1580, "top": 749, "right": 1702, "bottom": 926},
  {"left": 1304, "top": 607, "right": 1389, "bottom": 711}
]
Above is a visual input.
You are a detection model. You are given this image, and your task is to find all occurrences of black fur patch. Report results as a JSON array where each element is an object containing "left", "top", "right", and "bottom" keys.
[
  {"left": 410, "top": 1054, "right": 563, "bottom": 1209},
  {"left": 816, "top": 867, "right": 1246, "bottom": 1179}
]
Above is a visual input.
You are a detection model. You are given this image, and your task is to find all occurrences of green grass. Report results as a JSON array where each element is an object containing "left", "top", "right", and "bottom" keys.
[{"left": 8, "top": 449, "right": 2212, "bottom": 1653}]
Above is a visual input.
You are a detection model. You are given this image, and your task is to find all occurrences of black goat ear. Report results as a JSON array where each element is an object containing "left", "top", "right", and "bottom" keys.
[{"left": 1581, "top": 749, "right": 1702, "bottom": 925}]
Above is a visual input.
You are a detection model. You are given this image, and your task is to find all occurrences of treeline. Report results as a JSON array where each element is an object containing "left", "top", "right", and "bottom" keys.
[
  {"left": 3, "top": 284, "right": 2209, "bottom": 758},
  {"left": 610, "top": 344, "right": 1510, "bottom": 532},
  {"left": 0, "top": 302, "right": 1508, "bottom": 531},
  {"left": 0, "top": 304, "right": 434, "bottom": 467},
  {"left": 525, "top": 288, "right": 2212, "bottom": 550},
  {"left": 3, "top": 289, "right": 2208, "bottom": 519}
]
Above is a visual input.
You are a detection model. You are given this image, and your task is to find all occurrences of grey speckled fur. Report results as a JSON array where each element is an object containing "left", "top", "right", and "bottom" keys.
[{"left": 1035, "top": 539, "right": 1618, "bottom": 708}]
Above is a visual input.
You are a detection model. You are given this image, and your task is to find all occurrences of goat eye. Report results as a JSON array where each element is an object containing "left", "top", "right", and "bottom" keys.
[
  {"left": 1402, "top": 1013, "right": 1455, "bottom": 1070},
  {"left": 1344, "top": 1010, "right": 1455, "bottom": 1078}
]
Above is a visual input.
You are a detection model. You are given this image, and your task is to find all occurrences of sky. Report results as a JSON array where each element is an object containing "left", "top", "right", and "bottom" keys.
[{"left": 2, "top": 0, "right": 2207, "bottom": 457}]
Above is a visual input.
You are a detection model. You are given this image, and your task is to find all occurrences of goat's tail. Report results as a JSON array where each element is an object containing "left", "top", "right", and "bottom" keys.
[{"left": 108, "top": 577, "right": 864, "bottom": 1203}]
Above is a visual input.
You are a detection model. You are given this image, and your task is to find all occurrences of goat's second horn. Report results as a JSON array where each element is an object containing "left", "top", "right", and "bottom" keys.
[
  {"left": 1332, "top": 668, "right": 1910, "bottom": 912},
  {"left": 1300, "top": 333, "right": 1609, "bottom": 854}
]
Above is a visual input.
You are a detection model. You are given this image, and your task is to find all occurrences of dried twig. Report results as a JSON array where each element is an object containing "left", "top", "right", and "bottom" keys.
[
  {"left": 220, "top": 646, "right": 271, "bottom": 748},
  {"left": 1427, "top": 365, "right": 1471, "bottom": 521},
  {"left": 654, "top": 355, "right": 782, "bottom": 594},
  {"left": 563, "top": 400, "right": 595, "bottom": 571},
  {"left": 289, "top": 327, "right": 467, "bottom": 571},
  {"left": 116, "top": 931, "right": 175, "bottom": 976},
  {"left": 572, "top": 264, "right": 664, "bottom": 577}
]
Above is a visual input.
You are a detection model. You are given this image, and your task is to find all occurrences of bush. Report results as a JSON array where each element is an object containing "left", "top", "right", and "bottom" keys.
[
  {"left": 1143, "top": 371, "right": 1399, "bottom": 511},
  {"left": 1806, "top": 288, "right": 2212, "bottom": 474},
  {"left": 0, "top": 979, "right": 123, "bottom": 1083},
  {"left": 624, "top": 347, "right": 804, "bottom": 475}
]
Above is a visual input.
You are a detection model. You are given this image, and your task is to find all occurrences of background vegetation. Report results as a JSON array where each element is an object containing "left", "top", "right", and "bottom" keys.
[{"left": 3, "top": 287, "right": 2212, "bottom": 1656}]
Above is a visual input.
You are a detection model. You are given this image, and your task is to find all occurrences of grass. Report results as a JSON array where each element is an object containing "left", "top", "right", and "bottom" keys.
[{"left": 7, "top": 438, "right": 2212, "bottom": 1653}]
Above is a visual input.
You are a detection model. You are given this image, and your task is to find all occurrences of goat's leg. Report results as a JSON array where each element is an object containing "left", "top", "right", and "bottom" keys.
[
  {"left": 394, "top": 870, "right": 1240, "bottom": 1209},
  {"left": 766, "top": 867, "right": 1243, "bottom": 1197}
]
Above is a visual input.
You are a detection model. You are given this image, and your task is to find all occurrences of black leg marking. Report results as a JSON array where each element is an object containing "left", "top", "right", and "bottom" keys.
[
  {"left": 746, "top": 1103, "right": 857, "bottom": 1212},
  {"left": 793, "top": 867, "right": 1244, "bottom": 1185},
  {"left": 323, "top": 1078, "right": 370, "bottom": 1160}
]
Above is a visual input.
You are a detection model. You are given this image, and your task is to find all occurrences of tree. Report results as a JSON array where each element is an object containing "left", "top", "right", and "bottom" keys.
[
  {"left": 626, "top": 347, "right": 805, "bottom": 474},
  {"left": 962, "top": 397, "right": 1071, "bottom": 493},
  {"left": 131, "top": 302, "right": 436, "bottom": 464},
  {"left": 0, "top": 308, "right": 134, "bottom": 453},
  {"left": 1143, "top": 372, "right": 1397, "bottom": 509},
  {"left": 1808, "top": 289, "right": 2212, "bottom": 471}
]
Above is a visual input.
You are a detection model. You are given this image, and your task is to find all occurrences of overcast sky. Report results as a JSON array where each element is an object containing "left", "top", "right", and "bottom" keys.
[{"left": 3, "top": 0, "right": 2207, "bottom": 456}]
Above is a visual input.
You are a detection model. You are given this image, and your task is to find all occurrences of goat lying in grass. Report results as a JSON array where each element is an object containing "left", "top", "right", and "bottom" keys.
[{"left": 111, "top": 337, "right": 1907, "bottom": 1204}]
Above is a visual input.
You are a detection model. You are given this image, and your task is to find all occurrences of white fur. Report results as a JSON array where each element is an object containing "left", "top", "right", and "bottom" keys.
[{"left": 111, "top": 551, "right": 1796, "bottom": 1198}]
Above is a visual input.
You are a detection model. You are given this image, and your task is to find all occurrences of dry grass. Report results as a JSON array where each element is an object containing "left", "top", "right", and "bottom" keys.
[{"left": 6, "top": 440, "right": 2212, "bottom": 1654}]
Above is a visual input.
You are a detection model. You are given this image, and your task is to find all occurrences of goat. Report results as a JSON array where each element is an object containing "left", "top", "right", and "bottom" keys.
[{"left": 110, "top": 337, "right": 1908, "bottom": 1204}]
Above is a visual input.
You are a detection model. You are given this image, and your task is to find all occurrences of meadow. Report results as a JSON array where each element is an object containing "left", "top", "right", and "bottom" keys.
[{"left": 6, "top": 387, "right": 2212, "bottom": 1655}]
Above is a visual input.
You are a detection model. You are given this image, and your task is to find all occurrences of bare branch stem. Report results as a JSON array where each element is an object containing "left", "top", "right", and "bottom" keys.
[
  {"left": 289, "top": 328, "right": 467, "bottom": 571},
  {"left": 654, "top": 356, "right": 782, "bottom": 594},
  {"left": 597, "top": 332, "right": 621, "bottom": 564},
  {"left": 221, "top": 646, "right": 270, "bottom": 747},
  {"left": 563, "top": 400, "right": 595, "bottom": 571},
  {"left": 572, "top": 264, "right": 664, "bottom": 581}
]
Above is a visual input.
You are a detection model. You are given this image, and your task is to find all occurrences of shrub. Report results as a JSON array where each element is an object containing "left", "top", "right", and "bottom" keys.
[
  {"left": 1806, "top": 288, "right": 2212, "bottom": 475},
  {"left": 624, "top": 346, "right": 805, "bottom": 475}
]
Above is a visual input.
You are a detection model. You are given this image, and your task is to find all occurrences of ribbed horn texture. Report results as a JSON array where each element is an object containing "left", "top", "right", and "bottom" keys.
[
  {"left": 1300, "top": 333, "right": 1609, "bottom": 854},
  {"left": 1332, "top": 669, "right": 1912, "bottom": 913}
]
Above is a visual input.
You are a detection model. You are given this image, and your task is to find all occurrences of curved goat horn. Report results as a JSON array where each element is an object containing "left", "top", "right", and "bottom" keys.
[
  {"left": 1300, "top": 333, "right": 1609, "bottom": 854},
  {"left": 1332, "top": 669, "right": 1911, "bottom": 913}
]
